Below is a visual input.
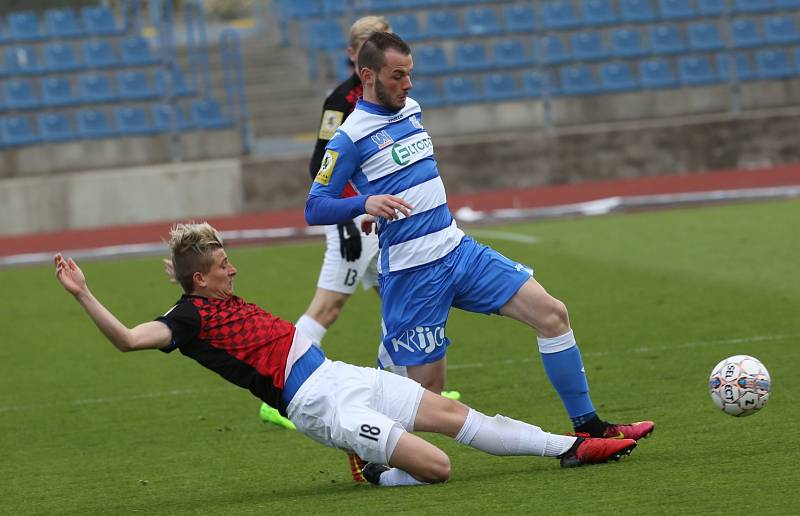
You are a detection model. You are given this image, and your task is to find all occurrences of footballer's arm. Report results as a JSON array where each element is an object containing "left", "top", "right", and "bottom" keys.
[{"left": 55, "top": 253, "right": 172, "bottom": 353}]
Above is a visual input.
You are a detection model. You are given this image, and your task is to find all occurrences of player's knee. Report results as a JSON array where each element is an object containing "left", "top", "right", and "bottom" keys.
[
  {"left": 421, "top": 452, "right": 451, "bottom": 483},
  {"left": 539, "top": 297, "right": 570, "bottom": 337}
]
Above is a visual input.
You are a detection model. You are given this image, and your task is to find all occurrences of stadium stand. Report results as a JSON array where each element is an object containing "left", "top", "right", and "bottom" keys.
[
  {"left": 0, "top": 0, "right": 247, "bottom": 155},
  {"left": 277, "top": 0, "right": 800, "bottom": 129}
]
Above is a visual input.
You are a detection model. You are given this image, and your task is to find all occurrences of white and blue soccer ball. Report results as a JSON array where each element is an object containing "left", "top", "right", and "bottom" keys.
[{"left": 709, "top": 355, "right": 771, "bottom": 417}]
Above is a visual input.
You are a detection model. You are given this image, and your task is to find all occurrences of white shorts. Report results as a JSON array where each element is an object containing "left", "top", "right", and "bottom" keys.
[
  {"left": 316, "top": 214, "right": 379, "bottom": 294},
  {"left": 286, "top": 359, "right": 424, "bottom": 464}
]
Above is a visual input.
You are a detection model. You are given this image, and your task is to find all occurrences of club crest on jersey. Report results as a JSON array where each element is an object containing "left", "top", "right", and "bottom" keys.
[
  {"left": 410, "top": 115, "right": 423, "bottom": 130},
  {"left": 315, "top": 150, "right": 338, "bottom": 185},
  {"left": 370, "top": 130, "right": 394, "bottom": 150}
]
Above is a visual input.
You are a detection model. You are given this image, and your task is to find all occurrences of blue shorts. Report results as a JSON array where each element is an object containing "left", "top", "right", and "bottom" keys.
[{"left": 377, "top": 236, "right": 533, "bottom": 368}]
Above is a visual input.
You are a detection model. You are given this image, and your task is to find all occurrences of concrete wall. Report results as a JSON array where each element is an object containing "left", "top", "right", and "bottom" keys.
[
  {"left": 2, "top": 107, "right": 799, "bottom": 236},
  {"left": 240, "top": 108, "right": 800, "bottom": 212},
  {"left": 0, "top": 131, "right": 242, "bottom": 179},
  {"left": 0, "top": 159, "right": 242, "bottom": 235}
]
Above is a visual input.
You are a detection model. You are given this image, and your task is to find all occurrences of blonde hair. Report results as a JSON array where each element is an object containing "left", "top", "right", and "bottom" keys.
[
  {"left": 168, "top": 222, "right": 224, "bottom": 293},
  {"left": 348, "top": 15, "right": 390, "bottom": 52}
]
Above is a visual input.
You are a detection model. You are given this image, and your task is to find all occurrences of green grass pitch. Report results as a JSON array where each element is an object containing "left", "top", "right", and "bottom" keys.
[{"left": 2, "top": 199, "right": 798, "bottom": 515}]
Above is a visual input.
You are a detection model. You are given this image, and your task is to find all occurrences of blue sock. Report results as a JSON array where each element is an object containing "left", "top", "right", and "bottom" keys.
[{"left": 540, "top": 343, "right": 596, "bottom": 423}]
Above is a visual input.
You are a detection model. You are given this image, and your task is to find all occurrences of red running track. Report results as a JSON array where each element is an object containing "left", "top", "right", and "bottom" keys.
[{"left": 2, "top": 164, "right": 798, "bottom": 257}]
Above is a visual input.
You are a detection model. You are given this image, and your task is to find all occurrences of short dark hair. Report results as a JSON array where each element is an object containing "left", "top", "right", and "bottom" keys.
[{"left": 357, "top": 31, "right": 411, "bottom": 73}]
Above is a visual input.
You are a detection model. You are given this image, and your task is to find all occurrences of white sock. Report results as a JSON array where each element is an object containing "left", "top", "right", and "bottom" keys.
[
  {"left": 456, "top": 409, "right": 576, "bottom": 457},
  {"left": 295, "top": 315, "right": 327, "bottom": 346},
  {"left": 378, "top": 468, "right": 427, "bottom": 487}
]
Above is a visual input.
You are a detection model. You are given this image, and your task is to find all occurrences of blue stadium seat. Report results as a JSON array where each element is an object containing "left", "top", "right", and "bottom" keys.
[
  {"left": 731, "top": 19, "right": 763, "bottom": 48},
  {"left": 443, "top": 76, "right": 481, "bottom": 104},
  {"left": 599, "top": 62, "right": 639, "bottom": 91},
  {"left": 319, "top": 0, "right": 348, "bottom": 15},
  {"left": 41, "top": 77, "right": 78, "bottom": 107},
  {"left": 114, "top": 106, "right": 155, "bottom": 136},
  {"left": 37, "top": 112, "right": 75, "bottom": 142},
  {"left": 309, "top": 20, "right": 345, "bottom": 49},
  {"left": 82, "top": 6, "right": 124, "bottom": 36},
  {"left": 504, "top": 4, "right": 536, "bottom": 33},
  {"left": 649, "top": 25, "right": 686, "bottom": 54},
  {"left": 572, "top": 31, "right": 609, "bottom": 61},
  {"left": 4, "top": 79, "right": 39, "bottom": 110},
  {"left": 493, "top": 39, "right": 534, "bottom": 68},
  {"left": 77, "top": 109, "right": 116, "bottom": 139},
  {"left": 0, "top": 19, "right": 9, "bottom": 45},
  {"left": 687, "top": 22, "right": 725, "bottom": 51},
  {"left": 7, "top": 11, "right": 45, "bottom": 42},
  {"left": 697, "top": 0, "right": 726, "bottom": 15},
  {"left": 610, "top": 28, "right": 649, "bottom": 57},
  {"left": 152, "top": 103, "right": 194, "bottom": 132},
  {"left": 44, "top": 43, "right": 83, "bottom": 73},
  {"left": 716, "top": 52, "right": 757, "bottom": 81},
  {"left": 5, "top": 46, "right": 42, "bottom": 75},
  {"left": 78, "top": 74, "right": 118, "bottom": 103},
  {"left": 121, "top": 36, "right": 160, "bottom": 66},
  {"left": 638, "top": 58, "right": 678, "bottom": 88},
  {"left": 764, "top": 15, "right": 800, "bottom": 44},
  {"left": 453, "top": 42, "right": 492, "bottom": 71},
  {"left": 775, "top": 0, "right": 800, "bottom": 8},
  {"left": 482, "top": 73, "right": 523, "bottom": 101},
  {"left": 582, "top": 0, "right": 618, "bottom": 26},
  {"left": 191, "top": 98, "right": 234, "bottom": 129},
  {"left": 560, "top": 65, "right": 599, "bottom": 95},
  {"left": 410, "top": 79, "right": 445, "bottom": 108},
  {"left": 1, "top": 116, "right": 38, "bottom": 146},
  {"left": 678, "top": 55, "right": 718, "bottom": 84},
  {"left": 117, "top": 71, "right": 160, "bottom": 101},
  {"left": 794, "top": 47, "right": 800, "bottom": 74},
  {"left": 45, "top": 8, "right": 85, "bottom": 39},
  {"left": 620, "top": 0, "right": 658, "bottom": 22},
  {"left": 388, "top": 14, "right": 423, "bottom": 42},
  {"left": 465, "top": 7, "right": 503, "bottom": 36},
  {"left": 658, "top": 0, "right": 694, "bottom": 19},
  {"left": 282, "top": 0, "right": 321, "bottom": 18},
  {"left": 427, "top": 11, "right": 465, "bottom": 39},
  {"left": 414, "top": 45, "right": 450, "bottom": 75},
  {"left": 155, "top": 67, "right": 197, "bottom": 98},
  {"left": 540, "top": 35, "right": 572, "bottom": 65},
  {"left": 755, "top": 49, "right": 793, "bottom": 78},
  {"left": 362, "top": 0, "right": 400, "bottom": 11},
  {"left": 82, "top": 40, "right": 120, "bottom": 69},
  {"left": 522, "top": 70, "right": 559, "bottom": 97},
  {"left": 543, "top": 1, "right": 581, "bottom": 30},
  {"left": 734, "top": 0, "right": 775, "bottom": 12}
]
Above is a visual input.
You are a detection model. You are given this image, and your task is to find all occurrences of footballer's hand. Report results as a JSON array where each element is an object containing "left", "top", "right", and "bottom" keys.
[
  {"left": 361, "top": 215, "right": 376, "bottom": 235},
  {"left": 365, "top": 195, "right": 412, "bottom": 221},
  {"left": 337, "top": 220, "right": 362, "bottom": 262},
  {"left": 54, "top": 253, "right": 88, "bottom": 297},
  {"left": 163, "top": 258, "right": 178, "bottom": 284}
]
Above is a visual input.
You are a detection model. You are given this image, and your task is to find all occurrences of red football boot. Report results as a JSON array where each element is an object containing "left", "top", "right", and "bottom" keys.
[
  {"left": 601, "top": 420, "right": 655, "bottom": 441},
  {"left": 559, "top": 436, "right": 637, "bottom": 468},
  {"left": 348, "top": 452, "right": 367, "bottom": 483}
]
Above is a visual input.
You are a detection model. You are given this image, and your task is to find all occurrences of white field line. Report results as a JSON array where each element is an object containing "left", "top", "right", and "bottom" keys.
[{"left": 2, "top": 333, "right": 794, "bottom": 414}]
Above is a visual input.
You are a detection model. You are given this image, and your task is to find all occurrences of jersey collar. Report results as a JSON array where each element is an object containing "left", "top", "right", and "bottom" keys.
[{"left": 357, "top": 98, "right": 401, "bottom": 116}]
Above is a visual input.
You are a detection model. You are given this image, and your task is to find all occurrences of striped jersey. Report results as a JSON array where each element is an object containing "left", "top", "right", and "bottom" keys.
[
  {"left": 156, "top": 294, "right": 313, "bottom": 415},
  {"left": 306, "top": 97, "right": 464, "bottom": 274}
]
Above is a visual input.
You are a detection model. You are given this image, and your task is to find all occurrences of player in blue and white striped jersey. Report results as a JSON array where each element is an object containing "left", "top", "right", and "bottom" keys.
[{"left": 306, "top": 32, "right": 654, "bottom": 442}]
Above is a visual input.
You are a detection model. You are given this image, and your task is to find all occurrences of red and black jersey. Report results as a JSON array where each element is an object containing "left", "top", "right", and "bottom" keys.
[
  {"left": 309, "top": 72, "right": 362, "bottom": 198},
  {"left": 157, "top": 295, "right": 296, "bottom": 413}
]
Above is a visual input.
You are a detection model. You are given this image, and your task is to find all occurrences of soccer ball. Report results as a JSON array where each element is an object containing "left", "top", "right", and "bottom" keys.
[{"left": 709, "top": 355, "right": 771, "bottom": 417}]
